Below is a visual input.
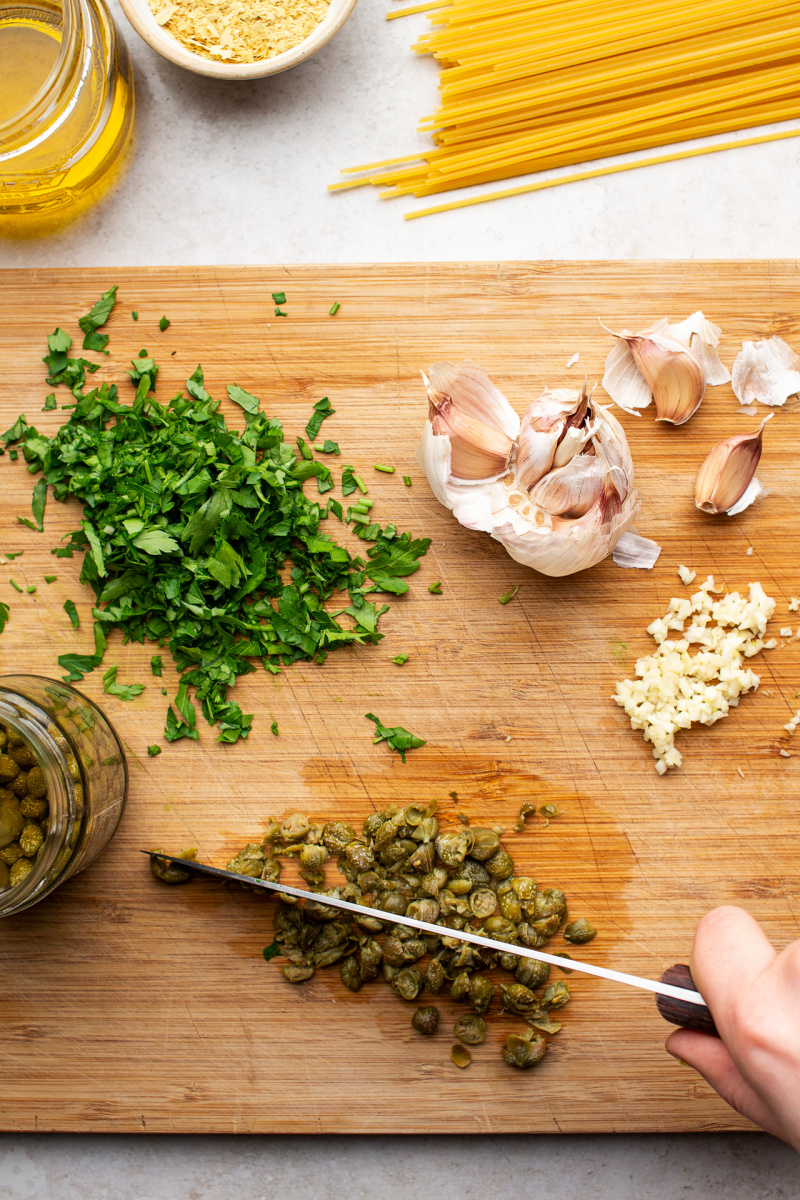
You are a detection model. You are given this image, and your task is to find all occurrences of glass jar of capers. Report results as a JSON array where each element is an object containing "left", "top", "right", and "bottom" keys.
[{"left": 0, "top": 676, "right": 128, "bottom": 917}]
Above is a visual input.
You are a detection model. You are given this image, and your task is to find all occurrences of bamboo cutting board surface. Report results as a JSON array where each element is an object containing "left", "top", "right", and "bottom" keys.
[{"left": 0, "top": 262, "right": 798, "bottom": 1135}]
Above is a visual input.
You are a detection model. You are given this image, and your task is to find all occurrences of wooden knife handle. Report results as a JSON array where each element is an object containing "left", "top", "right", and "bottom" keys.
[{"left": 655, "top": 964, "right": 719, "bottom": 1037}]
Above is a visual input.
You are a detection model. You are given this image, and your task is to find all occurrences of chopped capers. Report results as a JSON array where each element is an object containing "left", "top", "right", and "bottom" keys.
[
  {"left": 149, "top": 848, "right": 197, "bottom": 884},
  {"left": 502, "top": 1030, "right": 546, "bottom": 1068},
  {"left": 411, "top": 1005, "right": 439, "bottom": 1035},
  {"left": 564, "top": 917, "right": 597, "bottom": 944},
  {"left": 454, "top": 1014, "right": 486, "bottom": 1045},
  {"left": 451, "top": 1044, "right": 471, "bottom": 1069}
]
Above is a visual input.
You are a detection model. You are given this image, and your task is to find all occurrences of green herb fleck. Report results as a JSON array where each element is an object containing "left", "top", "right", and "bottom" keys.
[
  {"left": 499, "top": 584, "right": 520, "bottom": 605},
  {"left": 132, "top": 311, "right": 138, "bottom": 321},
  {"left": 63, "top": 599, "right": 79, "bottom": 628},
  {"left": 44, "top": 574, "right": 57, "bottom": 584},
  {"left": 227, "top": 384, "right": 260, "bottom": 414},
  {"left": 58, "top": 622, "right": 106, "bottom": 682},
  {"left": 296, "top": 437, "right": 314, "bottom": 461},
  {"left": 9, "top": 579, "right": 23, "bottom": 593},
  {"left": 274, "top": 309, "right": 287, "bottom": 318},
  {"left": 610, "top": 640, "right": 629, "bottom": 664},
  {"left": 366, "top": 712, "right": 426, "bottom": 763},
  {"left": 271, "top": 719, "right": 279, "bottom": 736},
  {"left": 8, "top": 449, "right": 17, "bottom": 460},
  {"left": 164, "top": 681, "right": 199, "bottom": 743},
  {"left": 0, "top": 602, "right": 9, "bottom": 632},
  {"left": 151, "top": 655, "right": 163, "bottom": 677},
  {"left": 26, "top": 584, "right": 36, "bottom": 595},
  {"left": 103, "top": 664, "right": 144, "bottom": 702},
  {"left": 42, "top": 394, "right": 57, "bottom": 411},
  {"left": 391, "top": 653, "right": 408, "bottom": 665},
  {"left": 403, "top": 475, "right": 412, "bottom": 487},
  {"left": 315, "top": 440, "right": 340, "bottom": 455},
  {"left": 159, "top": 316, "right": 170, "bottom": 332},
  {"left": 374, "top": 464, "right": 395, "bottom": 474},
  {"left": 272, "top": 292, "right": 286, "bottom": 305},
  {"left": 5, "top": 551, "right": 23, "bottom": 560},
  {"left": 147, "top": 744, "right": 162, "bottom": 757},
  {"left": 17, "top": 477, "right": 47, "bottom": 532},
  {"left": 263, "top": 939, "right": 281, "bottom": 961},
  {"left": 428, "top": 581, "right": 442, "bottom": 594},
  {"left": 78, "top": 285, "right": 117, "bottom": 354},
  {"left": 305, "top": 396, "right": 335, "bottom": 442},
  {"left": 329, "top": 302, "right": 340, "bottom": 316}
]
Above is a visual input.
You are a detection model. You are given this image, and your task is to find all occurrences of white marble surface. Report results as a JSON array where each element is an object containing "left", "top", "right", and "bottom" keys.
[
  {"left": 2, "top": 1, "right": 800, "bottom": 1192},
  {"left": 2, "top": 0, "right": 800, "bottom": 264}
]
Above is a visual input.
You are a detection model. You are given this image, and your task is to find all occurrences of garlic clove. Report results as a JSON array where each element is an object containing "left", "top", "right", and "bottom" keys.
[
  {"left": 602, "top": 321, "right": 706, "bottom": 423},
  {"left": 695, "top": 416, "right": 772, "bottom": 515},
  {"left": 667, "top": 311, "right": 731, "bottom": 386},
  {"left": 516, "top": 386, "right": 588, "bottom": 489},
  {"left": 416, "top": 417, "right": 453, "bottom": 508},
  {"left": 424, "top": 361, "right": 519, "bottom": 481},
  {"left": 626, "top": 331, "right": 705, "bottom": 424},
  {"left": 527, "top": 452, "right": 605, "bottom": 518},
  {"left": 731, "top": 336, "right": 800, "bottom": 407}
]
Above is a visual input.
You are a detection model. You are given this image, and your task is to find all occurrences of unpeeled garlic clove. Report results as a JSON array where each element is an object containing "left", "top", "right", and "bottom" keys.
[
  {"left": 516, "top": 386, "right": 589, "bottom": 490},
  {"left": 424, "top": 361, "right": 519, "bottom": 480},
  {"left": 626, "top": 332, "right": 705, "bottom": 424},
  {"left": 603, "top": 323, "right": 705, "bottom": 424},
  {"left": 527, "top": 450, "right": 605, "bottom": 518},
  {"left": 695, "top": 416, "right": 772, "bottom": 514}
]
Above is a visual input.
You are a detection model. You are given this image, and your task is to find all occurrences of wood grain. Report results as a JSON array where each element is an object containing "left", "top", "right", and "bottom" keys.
[{"left": 0, "top": 263, "right": 798, "bottom": 1134}]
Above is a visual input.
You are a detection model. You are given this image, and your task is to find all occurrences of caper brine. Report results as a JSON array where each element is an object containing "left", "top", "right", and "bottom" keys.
[
  {"left": 211, "top": 798, "right": 594, "bottom": 1073},
  {"left": 0, "top": 721, "right": 50, "bottom": 890}
]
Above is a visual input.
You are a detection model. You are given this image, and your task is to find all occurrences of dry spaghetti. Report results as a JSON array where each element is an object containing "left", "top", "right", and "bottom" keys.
[{"left": 333, "top": 0, "right": 800, "bottom": 216}]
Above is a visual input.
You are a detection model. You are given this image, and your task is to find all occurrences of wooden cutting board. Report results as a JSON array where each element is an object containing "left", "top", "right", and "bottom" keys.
[{"left": 0, "top": 263, "right": 798, "bottom": 1135}]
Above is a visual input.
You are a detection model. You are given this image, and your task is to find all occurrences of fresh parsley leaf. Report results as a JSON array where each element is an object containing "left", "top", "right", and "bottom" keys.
[
  {"left": 365, "top": 712, "right": 426, "bottom": 763},
  {"left": 63, "top": 598, "right": 80, "bottom": 628},
  {"left": 227, "top": 384, "right": 260, "bottom": 414},
  {"left": 132, "top": 529, "right": 181, "bottom": 556},
  {"left": 147, "top": 744, "right": 162, "bottom": 756},
  {"left": 499, "top": 584, "right": 520, "bottom": 605},
  {"left": 305, "top": 396, "right": 335, "bottom": 442},
  {"left": 151, "top": 655, "right": 163, "bottom": 677},
  {"left": 17, "top": 477, "right": 47, "bottom": 532},
  {"left": 103, "top": 663, "right": 145, "bottom": 701},
  {"left": 42, "top": 394, "right": 57, "bottom": 411},
  {"left": 78, "top": 287, "right": 117, "bottom": 356}
]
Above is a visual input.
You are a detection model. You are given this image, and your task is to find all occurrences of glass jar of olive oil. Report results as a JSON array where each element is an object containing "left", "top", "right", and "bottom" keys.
[
  {"left": 0, "top": 675, "right": 127, "bottom": 917},
  {"left": 0, "top": 0, "right": 134, "bottom": 232}
]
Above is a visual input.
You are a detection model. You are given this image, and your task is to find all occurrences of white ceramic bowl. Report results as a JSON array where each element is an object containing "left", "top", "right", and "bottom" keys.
[{"left": 118, "top": 0, "right": 358, "bottom": 79}]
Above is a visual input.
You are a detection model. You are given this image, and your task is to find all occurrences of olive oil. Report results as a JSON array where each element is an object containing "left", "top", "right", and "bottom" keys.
[{"left": 0, "top": 0, "right": 134, "bottom": 234}]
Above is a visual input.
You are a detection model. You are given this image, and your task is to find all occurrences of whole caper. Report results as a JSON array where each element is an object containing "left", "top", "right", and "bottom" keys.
[
  {"left": 340, "top": 955, "right": 363, "bottom": 992},
  {"left": 322, "top": 821, "right": 356, "bottom": 854},
  {"left": 469, "top": 974, "right": 494, "bottom": 1015},
  {"left": 422, "top": 958, "right": 446, "bottom": 994},
  {"left": 454, "top": 1014, "right": 486, "bottom": 1045},
  {"left": 484, "top": 848, "right": 514, "bottom": 880},
  {"left": 502, "top": 1030, "right": 546, "bottom": 1069},
  {"left": 0, "top": 755, "right": 20, "bottom": 783},
  {"left": 469, "top": 829, "right": 500, "bottom": 861},
  {"left": 516, "top": 957, "right": 551, "bottom": 990},
  {"left": 564, "top": 917, "right": 597, "bottom": 944},
  {"left": 282, "top": 963, "right": 315, "bottom": 983},
  {"left": 411, "top": 1005, "right": 439, "bottom": 1035},
  {"left": 449, "top": 970, "right": 471, "bottom": 1001},
  {"left": 18, "top": 823, "right": 43, "bottom": 858},
  {"left": 345, "top": 841, "right": 375, "bottom": 871},
  {"left": 9, "top": 857, "right": 34, "bottom": 887}
]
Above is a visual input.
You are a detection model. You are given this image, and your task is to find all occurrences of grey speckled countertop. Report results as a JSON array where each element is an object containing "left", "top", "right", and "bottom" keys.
[{"left": 2, "top": 0, "right": 800, "bottom": 1190}]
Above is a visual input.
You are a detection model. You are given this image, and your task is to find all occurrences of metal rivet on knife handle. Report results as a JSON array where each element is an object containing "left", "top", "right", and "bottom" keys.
[{"left": 656, "top": 964, "right": 719, "bottom": 1037}]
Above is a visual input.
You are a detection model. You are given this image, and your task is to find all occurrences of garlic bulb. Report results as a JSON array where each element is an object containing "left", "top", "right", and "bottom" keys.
[{"left": 417, "top": 363, "right": 639, "bottom": 577}]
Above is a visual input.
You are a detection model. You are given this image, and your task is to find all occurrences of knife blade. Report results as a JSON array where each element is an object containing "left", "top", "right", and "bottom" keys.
[{"left": 145, "top": 850, "right": 715, "bottom": 1031}]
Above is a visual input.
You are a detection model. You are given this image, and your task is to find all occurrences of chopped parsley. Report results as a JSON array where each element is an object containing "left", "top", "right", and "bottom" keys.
[
  {"left": 365, "top": 712, "right": 426, "bottom": 763},
  {"left": 103, "top": 664, "right": 145, "bottom": 701},
  {"left": 9, "top": 579, "right": 22, "bottom": 593},
  {"left": 329, "top": 302, "right": 340, "bottom": 316},
  {"left": 499, "top": 584, "right": 520, "bottom": 605},
  {"left": 159, "top": 316, "right": 171, "bottom": 332},
  {"left": 391, "top": 653, "right": 408, "bottom": 665},
  {"left": 17, "top": 477, "right": 47, "bottom": 532},
  {"left": 63, "top": 599, "right": 79, "bottom": 628},
  {"left": 374, "top": 464, "right": 395, "bottom": 474},
  {"left": 26, "top": 585, "right": 36, "bottom": 594},
  {"left": 315, "top": 440, "right": 340, "bottom": 455},
  {"left": 5, "top": 551, "right": 23, "bottom": 560},
  {"left": 0, "top": 602, "right": 9, "bottom": 632},
  {"left": 147, "top": 744, "right": 162, "bottom": 756},
  {"left": 271, "top": 719, "right": 279, "bottom": 736},
  {"left": 262, "top": 938, "right": 281, "bottom": 961},
  {"left": 132, "top": 311, "right": 139, "bottom": 321},
  {"left": 4, "top": 300, "right": 430, "bottom": 742},
  {"left": 428, "top": 580, "right": 442, "bottom": 594},
  {"left": 403, "top": 475, "right": 412, "bottom": 487},
  {"left": 44, "top": 574, "right": 57, "bottom": 584},
  {"left": 78, "top": 285, "right": 117, "bottom": 354},
  {"left": 272, "top": 292, "right": 287, "bottom": 305},
  {"left": 42, "top": 394, "right": 57, "bottom": 411},
  {"left": 151, "top": 655, "right": 163, "bottom": 676}
]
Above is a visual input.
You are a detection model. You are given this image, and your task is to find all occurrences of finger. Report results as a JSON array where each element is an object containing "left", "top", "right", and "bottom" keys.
[
  {"left": 665, "top": 1029, "right": 782, "bottom": 1138},
  {"left": 689, "top": 905, "right": 776, "bottom": 1026}
]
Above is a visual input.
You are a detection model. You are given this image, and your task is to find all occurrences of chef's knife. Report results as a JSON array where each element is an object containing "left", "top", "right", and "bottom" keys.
[{"left": 145, "top": 851, "right": 717, "bottom": 1035}]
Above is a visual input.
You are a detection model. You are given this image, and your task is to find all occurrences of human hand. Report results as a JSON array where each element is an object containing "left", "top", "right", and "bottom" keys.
[{"left": 666, "top": 905, "right": 800, "bottom": 1151}]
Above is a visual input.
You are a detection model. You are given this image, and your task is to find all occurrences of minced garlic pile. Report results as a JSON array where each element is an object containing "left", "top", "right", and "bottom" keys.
[
  {"left": 151, "top": 0, "right": 330, "bottom": 63},
  {"left": 614, "top": 575, "right": 775, "bottom": 774}
]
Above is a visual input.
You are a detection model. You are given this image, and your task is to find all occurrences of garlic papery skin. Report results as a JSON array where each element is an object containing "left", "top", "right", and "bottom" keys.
[
  {"left": 666, "top": 311, "right": 731, "bottom": 386},
  {"left": 695, "top": 416, "right": 772, "bottom": 515},
  {"left": 602, "top": 319, "right": 706, "bottom": 423},
  {"left": 731, "top": 336, "right": 800, "bottom": 407},
  {"left": 423, "top": 361, "right": 519, "bottom": 480},
  {"left": 418, "top": 369, "right": 640, "bottom": 578}
]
